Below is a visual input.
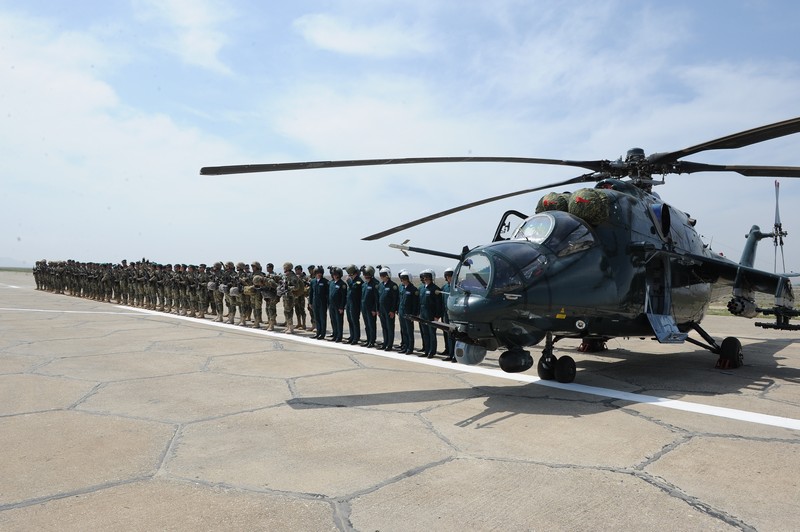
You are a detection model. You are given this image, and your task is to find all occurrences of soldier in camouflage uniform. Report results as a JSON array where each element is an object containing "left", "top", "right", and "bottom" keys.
[
  {"left": 211, "top": 262, "right": 225, "bottom": 322},
  {"left": 134, "top": 263, "right": 146, "bottom": 307},
  {"left": 263, "top": 263, "right": 281, "bottom": 331},
  {"left": 148, "top": 264, "right": 160, "bottom": 310},
  {"left": 194, "top": 264, "right": 209, "bottom": 319},
  {"left": 233, "top": 262, "right": 249, "bottom": 326},
  {"left": 186, "top": 265, "right": 199, "bottom": 317},
  {"left": 169, "top": 264, "right": 181, "bottom": 314},
  {"left": 224, "top": 261, "right": 239, "bottom": 325},
  {"left": 249, "top": 261, "right": 265, "bottom": 328},
  {"left": 281, "top": 262, "right": 303, "bottom": 334},
  {"left": 153, "top": 264, "right": 165, "bottom": 311},
  {"left": 293, "top": 264, "right": 308, "bottom": 330},
  {"left": 306, "top": 264, "right": 317, "bottom": 332}
]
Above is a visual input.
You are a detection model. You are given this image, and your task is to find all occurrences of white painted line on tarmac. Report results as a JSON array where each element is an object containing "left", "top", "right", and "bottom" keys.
[
  {"left": 64, "top": 304, "right": 800, "bottom": 433},
  {"left": 0, "top": 307, "right": 143, "bottom": 315}
]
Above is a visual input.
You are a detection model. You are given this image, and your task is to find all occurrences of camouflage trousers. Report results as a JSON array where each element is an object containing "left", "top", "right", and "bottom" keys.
[
  {"left": 282, "top": 294, "right": 297, "bottom": 328},
  {"left": 293, "top": 295, "right": 306, "bottom": 327},
  {"left": 225, "top": 293, "right": 238, "bottom": 323},
  {"left": 213, "top": 291, "right": 225, "bottom": 321},
  {"left": 264, "top": 296, "right": 278, "bottom": 322}
]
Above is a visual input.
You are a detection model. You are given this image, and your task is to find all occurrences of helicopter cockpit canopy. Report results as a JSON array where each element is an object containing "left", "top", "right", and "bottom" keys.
[
  {"left": 512, "top": 211, "right": 595, "bottom": 257},
  {"left": 455, "top": 212, "right": 596, "bottom": 298}
]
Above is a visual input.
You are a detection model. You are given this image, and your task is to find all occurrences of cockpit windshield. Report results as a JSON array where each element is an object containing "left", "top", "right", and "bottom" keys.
[
  {"left": 455, "top": 252, "right": 492, "bottom": 296},
  {"left": 512, "top": 212, "right": 595, "bottom": 257}
]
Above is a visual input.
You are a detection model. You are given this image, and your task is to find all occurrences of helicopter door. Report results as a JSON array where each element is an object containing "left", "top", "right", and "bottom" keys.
[{"left": 644, "top": 256, "right": 687, "bottom": 343}]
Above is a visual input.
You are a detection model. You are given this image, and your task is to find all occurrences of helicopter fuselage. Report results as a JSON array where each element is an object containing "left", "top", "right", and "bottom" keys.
[{"left": 448, "top": 179, "right": 725, "bottom": 352}]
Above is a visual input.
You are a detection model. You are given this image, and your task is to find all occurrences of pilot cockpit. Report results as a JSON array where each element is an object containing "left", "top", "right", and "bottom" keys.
[
  {"left": 511, "top": 211, "right": 595, "bottom": 257},
  {"left": 454, "top": 211, "right": 596, "bottom": 298}
]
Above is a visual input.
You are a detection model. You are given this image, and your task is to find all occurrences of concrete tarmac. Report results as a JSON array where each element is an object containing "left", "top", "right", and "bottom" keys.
[{"left": 1, "top": 270, "right": 799, "bottom": 531}]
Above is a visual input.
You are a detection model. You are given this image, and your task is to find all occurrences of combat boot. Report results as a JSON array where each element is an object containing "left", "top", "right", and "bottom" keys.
[
  {"left": 286, "top": 321, "right": 294, "bottom": 334},
  {"left": 267, "top": 318, "right": 275, "bottom": 331},
  {"left": 226, "top": 311, "right": 236, "bottom": 324}
]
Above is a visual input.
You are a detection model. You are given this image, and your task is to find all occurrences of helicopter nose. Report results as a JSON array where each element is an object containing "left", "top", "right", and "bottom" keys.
[{"left": 448, "top": 240, "right": 548, "bottom": 321}]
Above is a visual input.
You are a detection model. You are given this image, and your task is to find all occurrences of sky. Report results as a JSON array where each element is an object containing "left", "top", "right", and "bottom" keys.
[{"left": 2, "top": 0, "right": 800, "bottom": 273}]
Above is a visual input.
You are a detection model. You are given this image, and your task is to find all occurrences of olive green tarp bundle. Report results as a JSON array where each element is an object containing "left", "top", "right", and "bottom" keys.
[{"left": 536, "top": 188, "right": 610, "bottom": 225}]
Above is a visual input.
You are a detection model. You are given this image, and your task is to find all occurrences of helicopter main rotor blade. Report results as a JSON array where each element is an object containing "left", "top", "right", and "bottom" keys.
[
  {"left": 650, "top": 116, "right": 800, "bottom": 164},
  {"left": 361, "top": 172, "right": 597, "bottom": 241},
  {"left": 200, "top": 156, "right": 608, "bottom": 176},
  {"left": 674, "top": 161, "right": 800, "bottom": 177}
]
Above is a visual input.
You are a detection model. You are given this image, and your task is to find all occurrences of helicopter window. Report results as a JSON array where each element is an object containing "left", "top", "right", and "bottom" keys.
[
  {"left": 513, "top": 212, "right": 595, "bottom": 257},
  {"left": 551, "top": 223, "right": 595, "bottom": 257},
  {"left": 490, "top": 255, "right": 524, "bottom": 295},
  {"left": 456, "top": 253, "right": 492, "bottom": 296},
  {"left": 512, "top": 214, "right": 555, "bottom": 243},
  {"left": 489, "top": 241, "right": 548, "bottom": 280}
]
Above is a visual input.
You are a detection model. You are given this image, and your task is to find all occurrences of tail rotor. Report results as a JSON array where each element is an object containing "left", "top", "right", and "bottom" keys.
[{"left": 773, "top": 180, "right": 788, "bottom": 273}]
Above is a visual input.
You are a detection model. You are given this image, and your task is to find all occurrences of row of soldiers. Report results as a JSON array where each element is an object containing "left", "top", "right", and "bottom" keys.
[{"left": 33, "top": 260, "right": 456, "bottom": 359}]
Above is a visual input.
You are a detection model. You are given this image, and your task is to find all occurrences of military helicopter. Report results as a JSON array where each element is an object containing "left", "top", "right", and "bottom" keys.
[{"left": 201, "top": 116, "right": 800, "bottom": 383}]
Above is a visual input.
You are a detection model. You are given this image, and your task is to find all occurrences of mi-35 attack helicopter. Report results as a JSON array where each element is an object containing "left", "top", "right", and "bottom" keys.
[{"left": 201, "top": 116, "right": 800, "bottom": 384}]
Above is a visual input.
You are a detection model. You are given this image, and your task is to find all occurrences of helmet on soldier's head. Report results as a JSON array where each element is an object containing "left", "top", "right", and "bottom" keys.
[
  {"left": 267, "top": 263, "right": 274, "bottom": 269},
  {"left": 379, "top": 267, "right": 391, "bottom": 277},
  {"left": 345, "top": 264, "right": 358, "bottom": 275},
  {"left": 236, "top": 262, "right": 245, "bottom": 269},
  {"left": 364, "top": 265, "right": 375, "bottom": 276},
  {"left": 251, "top": 261, "right": 261, "bottom": 269},
  {"left": 295, "top": 264, "right": 303, "bottom": 272},
  {"left": 444, "top": 267, "right": 454, "bottom": 277},
  {"left": 252, "top": 275, "right": 265, "bottom": 287},
  {"left": 314, "top": 266, "right": 324, "bottom": 274},
  {"left": 420, "top": 268, "right": 434, "bottom": 280},
  {"left": 398, "top": 269, "right": 410, "bottom": 280},
  {"left": 283, "top": 262, "right": 293, "bottom": 272},
  {"left": 214, "top": 262, "right": 222, "bottom": 269},
  {"left": 225, "top": 261, "right": 234, "bottom": 269}
]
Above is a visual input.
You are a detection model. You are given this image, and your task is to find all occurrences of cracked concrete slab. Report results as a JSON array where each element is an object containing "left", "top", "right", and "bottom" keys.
[
  {"left": 0, "top": 374, "right": 97, "bottom": 416},
  {"left": 646, "top": 437, "right": 800, "bottom": 531},
  {"left": 0, "top": 410, "right": 174, "bottom": 507},
  {"left": 77, "top": 372, "right": 292, "bottom": 423},
  {"left": 0, "top": 479, "right": 336, "bottom": 531},
  {"left": 1, "top": 271, "right": 799, "bottom": 530},
  {"left": 422, "top": 395, "right": 680, "bottom": 468},
  {"left": 166, "top": 405, "right": 454, "bottom": 496},
  {"left": 37, "top": 352, "right": 208, "bottom": 382},
  {"left": 208, "top": 349, "right": 360, "bottom": 379},
  {"left": 349, "top": 458, "right": 738, "bottom": 531}
]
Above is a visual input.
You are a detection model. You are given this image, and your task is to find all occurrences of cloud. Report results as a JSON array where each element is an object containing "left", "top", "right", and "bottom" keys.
[
  {"left": 293, "top": 13, "right": 437, "bottom": 58},
  {"left": 132, "top": 0, "right": 234, "bottom": 74}
]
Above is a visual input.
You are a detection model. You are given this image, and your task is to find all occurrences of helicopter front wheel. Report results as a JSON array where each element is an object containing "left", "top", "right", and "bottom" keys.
[{"left": 537, "top": 354, "right": 556, "bottom": 380}]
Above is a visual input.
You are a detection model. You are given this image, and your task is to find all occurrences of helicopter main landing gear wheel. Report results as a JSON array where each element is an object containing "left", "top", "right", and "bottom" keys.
[
  {"left": 537, "top": 354, "right": 556, "bottom": 380},
  {"left": 715, "top": 337, "right": 743, "bottom": 369},
  {"left": 535, "top": 333, "right": 576, "bottom": 383},
  {"left": 554, "top": 355, "right": 577, "bottom": 383}
]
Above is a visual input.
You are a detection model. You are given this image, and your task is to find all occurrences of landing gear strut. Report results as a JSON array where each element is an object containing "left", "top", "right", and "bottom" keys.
[
  {"left": 536, "top": 333, "right": 576, "bottom": 383},
  {"left": 687, "top": 322, "right": 743, "bottom": 369}
]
